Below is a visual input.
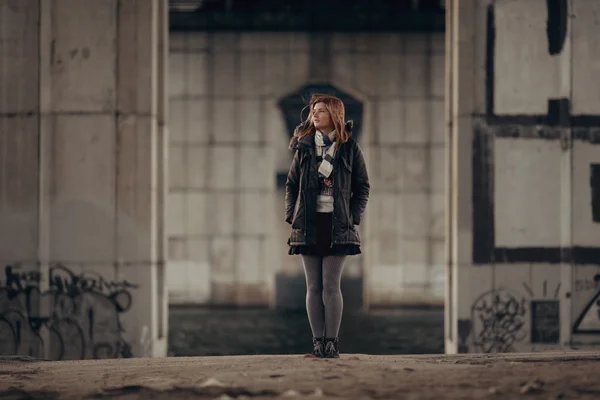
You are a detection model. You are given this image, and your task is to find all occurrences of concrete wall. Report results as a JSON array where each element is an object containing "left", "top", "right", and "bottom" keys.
[
  {"left": 447, "top": 0, "right": 600, "bottom": 353},
  {"left": 167, "top": 31, "right": 446, "bottom": 307},
  {"left": 0, "top": 0, "right": 168, "bottom": 360}
]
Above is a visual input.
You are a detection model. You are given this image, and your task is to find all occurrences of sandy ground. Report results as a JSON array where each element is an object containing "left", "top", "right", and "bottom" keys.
[{"left": 1, "top": 352, "right": 600, "bottom": 400}]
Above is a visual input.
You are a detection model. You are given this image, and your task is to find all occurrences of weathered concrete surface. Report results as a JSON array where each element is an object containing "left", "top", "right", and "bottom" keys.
[
  {"left": 0, "top": 0, "right": 169, "bottom": 359},
  {"left": 1, "top": 352, "right": 600, "bottom": 399},
  {"left": 168, "top": 30, "right": 446, "bottom": 309},
  {"left": 445, "top": 0, "right": 600, "bottom": 354}
]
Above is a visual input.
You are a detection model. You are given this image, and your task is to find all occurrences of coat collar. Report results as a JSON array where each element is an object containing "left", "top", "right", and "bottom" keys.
[
  {"left": 297, "top": 133, "right": 314, "bottom": 148},
  {"left": 288, "top": 120, "right": 354, "bottom": 151}
]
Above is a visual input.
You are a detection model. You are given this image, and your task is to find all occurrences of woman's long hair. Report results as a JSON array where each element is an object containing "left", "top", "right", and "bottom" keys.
[{"left": 296, "top": 94, "right": 350, "bottom": 146}]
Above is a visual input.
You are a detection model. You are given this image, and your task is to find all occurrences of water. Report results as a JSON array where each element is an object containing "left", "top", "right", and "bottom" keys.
[{"left": 168, "top": 307, "right": 444, "bottom": 356}]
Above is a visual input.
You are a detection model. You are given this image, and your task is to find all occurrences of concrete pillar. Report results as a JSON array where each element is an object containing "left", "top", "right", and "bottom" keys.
[
  {"left": 445, "top": 0, "right": 481, "bottom": 354},
  {"left": 447, "top": 0, "right": 600, "bottom": 354},
  {"left": 0, "top": 0, "right": 168, "bottom": 359}
]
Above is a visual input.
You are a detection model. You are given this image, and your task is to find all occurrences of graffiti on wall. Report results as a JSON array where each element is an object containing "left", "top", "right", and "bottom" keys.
[
  {"left": 464, "top": 280, "right": 562, "bottom": 353},
  {"left": 471, "top": 288, "right": 527, "bottom": 353},
  {"left": 0, "top": 264, "right": 138, "bottom": 360},
  {"left": 530, "top": 300, "right": 560, "bottom": 343},
  {"left": 573, "top": 273, "right": 600, "bottom": 334},
  {"left": 519, "top": 281, "right": 561, "bottom": 344}
]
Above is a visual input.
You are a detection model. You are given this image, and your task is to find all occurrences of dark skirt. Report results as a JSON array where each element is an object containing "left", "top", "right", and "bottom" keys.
[{"left": 288, "top": 212, "right": 361, "bottom": 257}]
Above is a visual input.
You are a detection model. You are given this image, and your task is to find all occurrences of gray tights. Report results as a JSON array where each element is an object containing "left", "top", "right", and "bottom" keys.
[{"left": 301, "top": 255, "right": 346, "bottom": 338}]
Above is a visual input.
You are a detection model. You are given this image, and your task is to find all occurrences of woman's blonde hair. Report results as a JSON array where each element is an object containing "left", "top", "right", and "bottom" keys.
[{"left": 297, "top": 94, "right": 350, "bottom": 146}]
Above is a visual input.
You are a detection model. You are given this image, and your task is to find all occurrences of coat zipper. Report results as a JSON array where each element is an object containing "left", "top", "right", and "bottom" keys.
[
  {"left": 307, "top": 145, "right": 321, "bottom": 247},
  {"left": 329, "top": 145, "right": 343, "bottom": 248}
]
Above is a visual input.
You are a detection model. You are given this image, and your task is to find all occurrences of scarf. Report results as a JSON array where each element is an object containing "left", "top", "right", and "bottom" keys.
[{"left": 315, "top": 130, "right": 337, "bottom": 178}]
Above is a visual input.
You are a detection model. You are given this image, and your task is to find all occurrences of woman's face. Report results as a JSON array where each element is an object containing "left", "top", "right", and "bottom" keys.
[{"left": 312, "top": 102, "right": 333, "bottom": 132}]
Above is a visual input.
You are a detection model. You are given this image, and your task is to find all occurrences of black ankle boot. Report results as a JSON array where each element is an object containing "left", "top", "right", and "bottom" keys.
[
  {"left": 324, "top": 337, "right": 339, "bottom": 358},
  {"left": 312, "top": 337, "right": 325, "bottom": 358}
]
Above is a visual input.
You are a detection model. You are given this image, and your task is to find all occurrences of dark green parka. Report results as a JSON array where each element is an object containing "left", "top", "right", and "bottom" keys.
[{"left": 285, "top": 122, "right": 370, "bottom": 246}]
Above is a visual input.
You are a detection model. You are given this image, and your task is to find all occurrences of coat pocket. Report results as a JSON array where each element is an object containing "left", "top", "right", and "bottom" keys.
[{"left": 342, "top": 156, "right": 353, "bottom": 173}]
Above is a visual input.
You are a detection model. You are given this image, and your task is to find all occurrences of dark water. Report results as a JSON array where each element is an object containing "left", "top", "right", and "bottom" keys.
[{"left": 168, "top": 307, "right": 444, "bottom": 356}]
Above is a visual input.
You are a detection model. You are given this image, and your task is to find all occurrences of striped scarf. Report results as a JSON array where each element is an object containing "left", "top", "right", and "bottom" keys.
[{"left": 315, "top": 130, "right": 337, "bottom": 178}]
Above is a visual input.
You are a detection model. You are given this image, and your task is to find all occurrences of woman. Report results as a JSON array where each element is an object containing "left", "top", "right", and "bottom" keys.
[{"left": 285, "top": 94, "right": 370, "bottom": 358}]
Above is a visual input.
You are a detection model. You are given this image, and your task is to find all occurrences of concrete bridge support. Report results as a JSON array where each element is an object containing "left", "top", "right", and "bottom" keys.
[
  {"left": 446, "top": 0, "right": 600, "bottom": 353},
  {"left": 0, "top": 0, "right": 169, "bottom": 359}
]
